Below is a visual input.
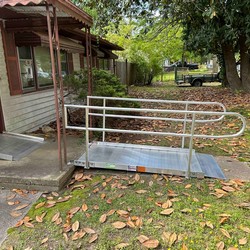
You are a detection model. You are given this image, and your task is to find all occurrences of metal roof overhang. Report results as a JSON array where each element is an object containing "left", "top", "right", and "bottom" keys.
[
  {"left": 99, "top": 48, "right": 118, "bottom": 59},
  {"left": 0, "top": 0, "right": 93, "bottom": 27},
  {"left": 15, "top": 31, "right": 85, "bottom": 53}
]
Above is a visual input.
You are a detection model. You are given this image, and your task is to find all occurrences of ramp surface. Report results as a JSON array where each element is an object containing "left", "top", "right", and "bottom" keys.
[{"left": 0, "top": 133, "right": 44, "bottom": 161}]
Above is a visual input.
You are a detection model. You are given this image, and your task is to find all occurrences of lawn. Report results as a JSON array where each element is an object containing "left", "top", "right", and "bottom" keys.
[{"left": 1, "top": 82, "right": 250, "bottom": 250}]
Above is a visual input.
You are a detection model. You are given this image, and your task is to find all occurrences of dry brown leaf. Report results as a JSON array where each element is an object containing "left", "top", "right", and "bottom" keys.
[
  {"left": 137, "top": 235, "right": 149, "bottom": 243},
  {"left": 142, "top": 239, "right": 159, "bottom": 249},
  {"left": 82, "top": 204, "right": 88, "bottom": 212},
  {"left": 206, "top": 221, "right": 214, "bottom": 229},
  {"left": 136, "top": 190, "right": 147, "bottom": 194},
  {"left": 107, "top": 209, "right": 116, "bottom": 216},
  {"left": 51, "top": 212, "right": 60, "bottom": 222},
  {"left": 134, "top": 174, "right": 140, "bottom": 181},
  {"left": 63, "top": 232, "right": 68, "bottom": 242},
  {"left": 115, "top": 242, "right": 130, "bottom": 249},
  {"left": 24, "top": 222, "right": 34, "bottom": 228},
  {"left": 135, "top": 217, "right": 143, "bottom": 228},
  {"left": 182, "top": 243, "right": 188, "bottom": 250},
  {"left": 112, "top": 221, "right": 127, "bottom": 229},
  {"left": 100, "top": 193, "right": 106, "bottom": 199},
  {"left": 149, "top": 181, "right": 154, "bottom": 187},
  {"left": 162, "top": 231, "right": 171, "bottom": 244},
  {"left": 220, "top": 228, "right": 231, "bottom": 238},
  {"left": 169, "top": 232, "right": 177, "bottom": 246},
  {"left": 239, "top": 226, "right": 250, "bottom": 233},
  {"left": 215, "top": 189, "right": 227, "bottom": 195},
  {"left": 55, "top": 217, "right": 62, "bottom": 225},
  {"left": 162, "top": 200, "right": 172, "bottom": 208},
  {"left": 75, "top": 172, "right": 84, "bottom": 181},
  {"left": 227, "top": 248, "right": 238, "bottom": 250},
  {"left": 185, "top": 184, "right": 192, "bottom": 189},
  {"left": 222, "top": 186, "right": 235, "bottom": 192},
  {"left": 89, "top": 233, "right": 98, "bottom": 243},
  {"left": 181, "top": 208, "right": 192, "bottom": 213},
  {"left": 239, "top": 237, "right": 247, "bottom": 245},
  {"left": 99, "top": 214, "right": 107, "bottom": 223},
  {"left": 147, "top": 218, "right": 153, "bottom": 224},
  {"left": 219, "top": 217, "right": 228, "bottom": 225},
  {"left": 84, "top": 227, "right": 96, "bottom": 234},
  {"left": 72, "top": 221, "right": 80, "bottom": 232},
  {"left": 160, "top": 208, "right": 174, "bottom": 215},
  {"left": 35, "top": 202, "right": 45, "bottom": 209},
  {"left": 14, "top": 220, "right": 24, "bottom": 227},
  {"left": 14, "top": 203, "right": 29, "bottom": 211},
  {"left": 117, "top": 210, "right": 129, "bottom": 216},
  {"left": 127, "top": 220, "right": 136, "bottom": 228},
  {"left": 7, "top": 193, "right": 16, "bottom": 200},
  {"left": 36, "top": 215, "right": 43, "bottom": 223},
  {"left": 10, "top": 211, "right": 22, "bottom": 217},
  {"left": 72, "top": 230, "right": 86, "bottom": 241},
  {"left": 216, "top": 241, "right": 225, "bottom": 250},
  {"left": 68, "top": 206, "right": 80, "bottom": 215},
  {"left": 41, "top": 237, "right": 48, "bottom": 244}
]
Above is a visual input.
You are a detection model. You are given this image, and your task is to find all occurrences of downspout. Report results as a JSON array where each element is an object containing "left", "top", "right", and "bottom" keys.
[{"left": 46, "top": 2, "right": 62, "bottom": 170}]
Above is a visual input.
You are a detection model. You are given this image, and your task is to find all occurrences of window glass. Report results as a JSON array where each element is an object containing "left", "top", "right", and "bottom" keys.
[
  {"left": 60, "top": 51, "right": 68, "bottom": 78},
  {"left": 34, "top": 47, "right": 53, "bottom": 87},
  {"left": 18, "top": 46, "right": 35, "bottom": 89}
]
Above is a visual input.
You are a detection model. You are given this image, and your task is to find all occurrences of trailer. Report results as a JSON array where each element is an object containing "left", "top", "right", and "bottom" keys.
[
  {"left": 175, "top": 68, "right": 220, "bottom": 87},
  {"left": 64, "top": 96, "right": 246, "bottom": 179}
]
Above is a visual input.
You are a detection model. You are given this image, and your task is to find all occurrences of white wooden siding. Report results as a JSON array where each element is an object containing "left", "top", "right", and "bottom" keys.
[
  {"left": 0, "top": 29, "right": 56, "bottom": 133},
  {"left": 73, "top": 53, "right": 81, "bottom": 71}
]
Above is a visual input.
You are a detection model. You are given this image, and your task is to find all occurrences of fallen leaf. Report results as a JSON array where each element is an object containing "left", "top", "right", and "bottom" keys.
[
  {"left": 142, "top": 239, "right": 159, "bottom": 249},
  {"left": 72, "top": 230, "right": 86, "bottom": 241},
  {"left": 222, "top": 186, "right": 235, "bottom": 192},
  {"left": 117, "top": 210, "right": 129, "bottom": 217},
  {"left": 89, "top": 233, "right": 98, "bottom": 243},
  {"left": 41, "top": 237, "right": 48, "bottom": 244},
  {"left": 137, "top": 235, "right": 149, "bottom": 243},
  {"left": 84, "top": 227, "right": 96, "bottom": 234},
  {"left": 14, "top": 220, "right": 24, "bottom": 227},
  {"left": 14, "top": 203, "right": 29, "bottom": 211},
  {"left": 99, "top": 214, "right": 107, "bottom": 223},
  {"left": 162, "top": 200, "right": 172, "bottom": 208},
  {"left": 24, "top": 222, "right": 34, "bottom": 228},
  {"left": 10, "top": 211, "right": 22, "bottom": 217},
  {"left": 115, "top": 243, "right": 130, "bottom": 249},
  {"left": 35, "top": 202, "right": 46, "bottom": 209},
  {"left": 185, "top": 184, "right": 192, "bottom": 189},
  {"left": 82, "top": 204, "right": 88, "bottom": 212},
  {"left": 134, "top": 174, "right": 140, "bottom": 181},
  {"left": 216, "top": 241, "right": 225, "bottom": 250},
  {"left": 182, "top": 243, "right": 188, "bottom": 250},
  {"left": 112, "top": 221, "right": 127, "bottom": 229},
  {"left": 136, "top": 190, "right": 147, "bottom": 194},
  {"left": 107, "top": 209, "right": 116, "bottom": 216},
  {"left": 181, "top": 208, "right": 192, "bottom": 213},
  {"left": 220, "top": 228, "right": 231, "bottom": 238},
  {"left": 206, "top": 221, "right": 214, "bottom": 229},
  {"left": 72, "top": 221, "right": 80, "bottom": 232},
  {"left": 51, "top": 212, "right": 60, "bottom": 222},
  {"left": 239, "top": 237, "right": 247, "bottom": 245},
  {"left": 63, "top": 233, "right": 68, "bottom": 242},
  {"left": 75, "top": 172, "right": 84, "bottom": 181},
  {"left": 160, "top": 208, "right": 174, "bottom": 215},
  {"left": 239, "top": 226, "right": 250, "bottom": 233},
  {"left": 127, "top": 220, "right": 136, "bottom": 228},
  {"left": 68, "top": 207, "right": 80, "bottom": 215},
  {"left": 169, "top": 232, "right": 177, "bottom": 246}
]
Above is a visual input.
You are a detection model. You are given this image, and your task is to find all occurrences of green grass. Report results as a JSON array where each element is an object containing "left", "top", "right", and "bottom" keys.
[{"left": 1, "top": 175, "right": 249, "bottom": 250}]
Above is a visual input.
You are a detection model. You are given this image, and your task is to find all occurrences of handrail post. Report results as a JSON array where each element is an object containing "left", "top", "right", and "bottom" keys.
[
  {"left": 187, "top": 113, "right": 196, "bottom": 178},
  {"left": 102, "top": 98, "right": 106, "bottom": 142},
  {"left": 182, "top": 103, "right": 188, "bottom": 148},
  {"left": 85, "top": 107, "right": 89, "bottom": 168}
]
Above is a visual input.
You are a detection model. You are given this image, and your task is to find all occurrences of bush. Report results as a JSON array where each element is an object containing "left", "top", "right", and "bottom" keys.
[{"left": 64, "top": 68, "right": 127, "bottom": 100}]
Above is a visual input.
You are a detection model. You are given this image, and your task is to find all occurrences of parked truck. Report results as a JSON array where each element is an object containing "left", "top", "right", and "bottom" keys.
[{"left": 175, "top": 68, "right": 221, "bottom": 87}]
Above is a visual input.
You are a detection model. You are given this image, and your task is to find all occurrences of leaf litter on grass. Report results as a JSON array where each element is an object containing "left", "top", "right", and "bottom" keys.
[{"left": 2, "top": 171, "right": 250, "bottom": 250}]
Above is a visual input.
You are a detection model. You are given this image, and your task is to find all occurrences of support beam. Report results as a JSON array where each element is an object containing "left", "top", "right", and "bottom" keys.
[{"left": 46, "top": 3, "right": 62, "bottom": 171}]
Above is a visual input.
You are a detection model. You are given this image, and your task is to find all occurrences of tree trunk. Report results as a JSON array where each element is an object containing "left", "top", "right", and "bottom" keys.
[
  {"left": 239, "top": 35, "right": 250, "bottom": 92},
  {"left": 221, "top": 43, "right": 242, "bottom": 90}
]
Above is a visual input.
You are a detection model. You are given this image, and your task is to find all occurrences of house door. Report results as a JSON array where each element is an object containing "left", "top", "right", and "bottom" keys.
[{"left": 0, "top": 99, "right": 5, "bottom": 133}]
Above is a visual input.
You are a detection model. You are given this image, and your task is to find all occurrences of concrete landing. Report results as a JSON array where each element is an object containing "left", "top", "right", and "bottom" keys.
[{"left": 0, "top": 135, "right": 84, "bottom": 191}]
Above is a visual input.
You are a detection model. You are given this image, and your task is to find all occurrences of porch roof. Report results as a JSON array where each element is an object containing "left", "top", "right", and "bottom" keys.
[{"left": 0, "top": 0, "right": 93, "bottom": 28}]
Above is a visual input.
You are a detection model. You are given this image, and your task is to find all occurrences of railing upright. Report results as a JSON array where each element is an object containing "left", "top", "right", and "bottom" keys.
[
  {"left": 102, "top": 98, "right": 106, "bottom": 142},
  {"left": 182, "top": 103, "right": 189, "bottom": 148}
]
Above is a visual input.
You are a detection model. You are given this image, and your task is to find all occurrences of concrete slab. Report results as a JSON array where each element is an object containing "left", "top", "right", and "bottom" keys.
[
  {"left": 0, "top": 135, "right": 84, "bottom": 191},
  {"left": 215, "top": 156, "right": 250, "bottom": 181},
  {"left": 0, "top": 189, "right": 41, "bottom": 245}
]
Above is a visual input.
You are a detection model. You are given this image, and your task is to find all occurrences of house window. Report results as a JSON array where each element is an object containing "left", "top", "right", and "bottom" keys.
[
  {"left": 18, "top": 46, "right": 35, "bottom": 90},
  {"left": 34, "top": 46, "right": 53, "bottom": 88},
  {"left": 17, "top": 46, "right": 68, "bottom": 92}
]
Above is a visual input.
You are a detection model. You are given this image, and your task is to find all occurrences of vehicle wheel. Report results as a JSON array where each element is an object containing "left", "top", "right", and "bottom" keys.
[{"left": 192, "top": 79, "right": 202, "bottom": 87}]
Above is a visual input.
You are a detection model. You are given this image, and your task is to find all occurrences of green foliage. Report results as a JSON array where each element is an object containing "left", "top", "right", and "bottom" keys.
[{"left": 64, "top": 68, "right": 127, "bottom": 100}]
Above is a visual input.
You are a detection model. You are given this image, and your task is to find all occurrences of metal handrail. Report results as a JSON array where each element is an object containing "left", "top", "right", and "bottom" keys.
[{"left": 64, "top": 98, "right": 246, "bottom": 178}]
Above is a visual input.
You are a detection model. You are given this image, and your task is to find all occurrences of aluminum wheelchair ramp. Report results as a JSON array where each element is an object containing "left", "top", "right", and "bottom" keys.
[
  {"left": 65, "top": 96, "right": 246, "bottom": 179},
  {"left": 74, "top": 142, "right": 226, "bottom": 179}
]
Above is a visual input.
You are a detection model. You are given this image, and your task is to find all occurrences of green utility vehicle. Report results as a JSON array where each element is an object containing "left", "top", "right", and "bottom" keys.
[{"left": 175, "top": 67, "right": 220, "bottom": 87}]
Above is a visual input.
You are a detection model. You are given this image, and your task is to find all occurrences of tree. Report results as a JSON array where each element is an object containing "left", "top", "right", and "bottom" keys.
[{"left": 74, "top": 0, "right": 250, "bottom": 91}]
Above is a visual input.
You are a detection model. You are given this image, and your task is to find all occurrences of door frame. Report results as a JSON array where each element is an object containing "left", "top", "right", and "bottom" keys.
[{"left": 0, "top": 98, "right": 5, "bottom": 133}]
